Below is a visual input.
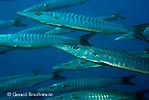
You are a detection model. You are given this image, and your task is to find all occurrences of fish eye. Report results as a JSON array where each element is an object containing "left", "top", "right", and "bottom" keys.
[
  {"left": 71, "top": 45, "right": 79, "bottom": 50},
  {"left": 93, "top": 52, "right": 99, "bottom": 56},
  {"left": 43, "top": 3, "right": 47, "bottom": 7},
  {"left": 61, "top": 84, "right": 65, "bottom": 88},
  {"left": 57, "top": 96, "right": 62, "bottom": 99},
  {"left": 34, "top": 11, "right": 41, "bottom": 16}
]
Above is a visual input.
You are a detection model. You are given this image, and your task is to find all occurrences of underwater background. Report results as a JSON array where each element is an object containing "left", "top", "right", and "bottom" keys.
[{"left": 0, "top": 0, "right": 149, "bottom": 99}]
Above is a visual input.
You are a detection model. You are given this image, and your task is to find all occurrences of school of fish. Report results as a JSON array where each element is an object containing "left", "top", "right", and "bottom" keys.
[{"left": 0, "top": 0, "right": 149, "bottom": 100}]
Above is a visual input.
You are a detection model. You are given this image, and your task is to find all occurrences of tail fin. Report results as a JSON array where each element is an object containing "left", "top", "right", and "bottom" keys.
[
  {"left": 51, "top": 70, "right": 66, "bottom": 79},
  {"left": 121, "top": 75, "right": 137, "bottom": 86},
  {"left": 136, "top": 89, "right": 149, "bottom": 100},
  {"left": 13, "top": 19, "right": 27, "bottom": 26},
  {"left": 133, "top": 23, "right": 149, "bottom": 43},
  {"left": 80, "top": 32, "right": 96, "bottom": 46},
  {"left": 114, "top": 33, "right": 135, "bottom": 41}
]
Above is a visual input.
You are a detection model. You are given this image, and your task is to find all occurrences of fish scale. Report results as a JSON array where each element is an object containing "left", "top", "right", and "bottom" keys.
[
  {"left": 52, "top": 59, "right": 102, "bottom": 70},
  {"left": 45, "top": 90, "right": 137, "bottom": 100},
  {"left": 93, "top": 47, "right": 149, "bottom": 73},
  {"left": 0, "top": 75, "right": 52, "bottom": 93},
  {"left": 0, "top": 33, "right": 85, "bottom": 48},
  {"left": 55, "top": 45, "right": 149, "bottom": 74},
  {"left": 54, "top": 12, "right": 130, "bottom": 33},
  {"left": 17, "top": 11, "right": 134, "bottom": 35},
  {"left": 38, "top": 75, "right": 134, "bottom": 93}
]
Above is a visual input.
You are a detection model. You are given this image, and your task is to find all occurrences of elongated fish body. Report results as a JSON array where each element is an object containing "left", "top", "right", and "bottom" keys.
[
  {"left": 0, "top": 33, "right": 86, "bottom": 48},
  {"left": 17, "top": 11, "right": 134, "bottom": 35},
  {"left": 52, "top": 59, "right": 101, "bottom": 70},
  {"left": 45, "top": 90, "right": 137, "bottom": 100},
  {"left": 0, "top": 74, "right": 54, "bottom": 93},
  {"left": 55, "top": 45, "right": 149, "bottom": 74},
  {"left": 38, "top": 75, "right": 135, "bottom": 93},
  {"left": 24, "top": 0, "right": 89, "bottom": 12},
  {"left": 0, "top": 72, "right": 40, "bottom": 83}
]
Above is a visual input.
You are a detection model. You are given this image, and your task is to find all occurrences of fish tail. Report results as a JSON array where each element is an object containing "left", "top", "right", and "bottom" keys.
[
  {"left": 133, "top": 23, "right": 149, "bottom": 43},
  {"left": 51, "top": 70, "right": 66, "bottom": 79},
  {"left": 114, "top": 33, "right": 135, "bottom": 41},
  {"left": 136, "top": 89, "right": 149, "bottom": 100},
  {"left": 13, "top": 18, "right": 27, "bottom": 26},
  {"left": 121, "top": 74, "right": 137, "bottom": 86},
  {"left": 80, "top": 32, "right": 96, "bottom": 46}
]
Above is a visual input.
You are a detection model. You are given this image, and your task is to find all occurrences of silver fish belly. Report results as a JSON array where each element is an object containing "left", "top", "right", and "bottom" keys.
[
  {"left": 52, "top": 59, "right": 101, "bottom": 70},
  {"left": 45, "top": 90, "right": 136, "bottom": 100}
]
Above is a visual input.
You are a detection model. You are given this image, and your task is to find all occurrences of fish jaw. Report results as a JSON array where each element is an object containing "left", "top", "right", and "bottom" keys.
[
  {"left": 17, "top": 11, "right": 60, "bottom": 26},
  {"left": 54, "top": 44, "right": 101, "bottom": 63}
]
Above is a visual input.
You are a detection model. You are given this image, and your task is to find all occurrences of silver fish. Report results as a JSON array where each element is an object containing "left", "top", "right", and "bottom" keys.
[
  {"left": 0, "top": 68, "right": 42, "bottom": 83},
  {"left": 0, "top": 25, "right": 75, "bottom": 54},
  {"left": 38, "top": 75, "right": 135, "bottom": 93},
  {"left": 24, "top": 0, "right": 89, "bottom": 12},
  {"left": 17, "top": 11, "right": 133, "bottom": 35},
  {"left": 17, "top": 11, "right": 149, "bottom": 42},
  {"left": 45, "top": 89, "right": 149, "bottom": 100},
  {"left": 0, "top": 73, "right": 64, "bottom": 93},
  {"left": 52, "top": 59, "right": 102, "bottom": 70},
  {"left": 0, "top": 33, "right": 92, "bottom": 48},
  {"left": 55, "top": 44, "right": 149, "bottom": 74}
]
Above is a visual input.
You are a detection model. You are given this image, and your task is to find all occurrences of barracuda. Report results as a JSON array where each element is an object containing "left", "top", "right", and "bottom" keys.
[
  {"left": 17, "top": 11, "right": 133, "bottom": 35},
  {"left": 55, "top": 44, "right": 149, "bottom": 74},
  {"left": 24, "top": 0, "right": 89, "bottom": 12},
  {"left": 0, "top": 33, "right": 92, "bottom": 48},
  {"left": 17, "top": 11, "right": 149, "bottom": 42},
  {"left": 45, "top": 89, "right": 149, "bottom": 100},
  {"left": 0, "top": 73, "right": 65, "bottom": 93},
  {"left": 38, "top": 75, "right": 136, "bottom": 93},
  {"left": 52, "top": 59, "right": 102, "bottom": 70},
  {"left": 0, "top": 68, "right": 42, "bottom": 83}
]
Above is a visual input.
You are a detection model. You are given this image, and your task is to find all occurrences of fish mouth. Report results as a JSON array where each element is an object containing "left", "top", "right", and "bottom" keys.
[
  {"left": 17, "top": 10, "right": 29, "bottom": 18},
  {"left": 16, "top": 10, "right": 40, "bottom": 23}
]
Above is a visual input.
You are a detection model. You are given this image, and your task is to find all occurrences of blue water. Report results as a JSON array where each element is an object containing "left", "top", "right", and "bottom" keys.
[{"left": 0, "top": 0, "right": 149, "bottom": 99}]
